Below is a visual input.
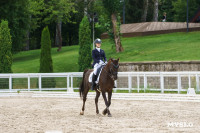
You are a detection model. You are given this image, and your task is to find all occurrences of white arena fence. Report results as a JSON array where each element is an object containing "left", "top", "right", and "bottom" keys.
[{"left": 0, "top": 72, "right": 200, "bottom": 94}]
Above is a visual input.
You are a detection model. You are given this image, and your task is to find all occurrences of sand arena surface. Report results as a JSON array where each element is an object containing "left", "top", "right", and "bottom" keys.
[{"left": 0, "top": 97, "right": 200, "bottom": 133}]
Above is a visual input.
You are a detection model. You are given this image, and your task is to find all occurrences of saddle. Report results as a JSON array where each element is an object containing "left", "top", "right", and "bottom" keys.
[{"left": 89, "top": 65, "right": 104, "bottom": 84}]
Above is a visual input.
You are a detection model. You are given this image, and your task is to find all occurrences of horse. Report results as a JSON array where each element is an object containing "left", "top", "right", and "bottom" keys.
[{"left": 79, "top": 58, "right": 119, "bottom": 117}]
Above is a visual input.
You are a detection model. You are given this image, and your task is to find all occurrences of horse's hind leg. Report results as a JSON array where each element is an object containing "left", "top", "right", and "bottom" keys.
[
  {"left": 95, "top": 91, "right": 100, "bottom": 114},
  {"left": 103, "top": 92, "right": 112, "bottom": 116},
  {"left": 102, "top": 92, "right": 112, "bottom": 117},
  {"left": 80, "top": 86, "right": 89, "bottom": 115}
]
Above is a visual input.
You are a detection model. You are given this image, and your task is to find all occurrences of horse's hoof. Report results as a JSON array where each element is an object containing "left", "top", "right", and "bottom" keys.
[
  {"left": 108, "top": 114, "right": 112, "bottom": 117},
  {"left": 80, "top": 111, "right": 84, "bottom": 115},
  {"left": 102, "top": 111, "right": 107, "bottom": 115}
]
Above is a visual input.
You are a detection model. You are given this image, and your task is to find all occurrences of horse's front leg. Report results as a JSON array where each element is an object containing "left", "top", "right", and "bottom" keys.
[
  {"left": 103, "top": 92, "right": 112, "bottom": 117},
  {"left": 80, "top": 87, "right": 89, "bottom": 115},
  {"left": 95, "top": 90, "right": 100, "bottom": 114},
  {"left": 102, "top": 92, "right": 112, "bottom": 117}
]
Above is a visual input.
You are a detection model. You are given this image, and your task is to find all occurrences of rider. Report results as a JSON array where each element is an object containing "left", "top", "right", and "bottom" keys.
[{"left": 91, "top": 38, "right": 107, "bottom": 90}]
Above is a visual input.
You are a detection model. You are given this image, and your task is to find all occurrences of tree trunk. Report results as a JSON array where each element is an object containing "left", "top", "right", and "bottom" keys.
[
  {"left": 24, "top": 15, "right": 31, "bottom": 51},
  {"left": 84, "top": 0, "right": 87, "bottom": 16},
  {"left": 141, "top": 0, "right": 149, "bottom": 22},
  {"left": 55, "top": 19, "right": 62, "bottom": 51},
  {"left": 25, "top": 30, "right": 30, "bottom": 51},
  {"left": 111, "top": 13, "right": 123, "bottom": 53},
  {"left": 153, "top": 0, "right": 158, "bottom": 22}
]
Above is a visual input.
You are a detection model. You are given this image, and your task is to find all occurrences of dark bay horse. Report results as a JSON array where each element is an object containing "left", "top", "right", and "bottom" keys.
[{"left": 79, "top": 58, "right": 119, "bottom": 117}]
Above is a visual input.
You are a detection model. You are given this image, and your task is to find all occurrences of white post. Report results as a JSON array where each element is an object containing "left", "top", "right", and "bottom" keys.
[
  {"left": 137, "top": 75, "right": 140, "bottom": 93},
  {"left": 67, "top": 74, "right": 69, "bottom": 91},
  {"left": 177, "top": 74, "right": 181, "bottom": 94},
  {"left": 114, "top": 80, "right": 117, "bottom": 93},
  {"left": 9, "top": 75, "right": 12, "bottom": 92},
  {"left": 144, "top": 74, "right": 147, "bottom": 93},
  {"left": 39, "top": 75, "right": 42, "bottom": 91},
  {"left": 71, "top": 75, "right": 73, "bottom": 89},
  {"left": 28, "top": 76, "right": 30, "bottom": 91},
  {"left": 128, "top": 74, "right": 132, "bottom": 93},
  {"left": 188, "top": 75, "right": 191, "bottom": 89},
  {"left": 196, "top": 74, "right": 199, "bottom": 93},
  {"left": 160, "top": 74, "right": 164, "bottom": 93}
]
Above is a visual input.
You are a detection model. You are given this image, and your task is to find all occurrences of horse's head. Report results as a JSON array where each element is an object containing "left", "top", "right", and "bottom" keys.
[{"left": 107, "top": 58, "right": 120, "bottom": 80}]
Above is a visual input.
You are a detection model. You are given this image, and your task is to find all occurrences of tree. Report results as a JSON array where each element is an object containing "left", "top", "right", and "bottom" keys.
[
  {"left": 39, "top": 26, "right": 55, "bottom": 88},
  {"left": 125, "top": 0, "right": 144, "bottom": 23},
  {"left": 102, "top": 0, "right": 123, "bottom": 53},
  {"left": 172, "top": 0, "right": 199, "bottom": 22},
  {"left": 0, "top": 0, "right": 30, "bottom": 53},
  {"left": 0, "top": 20, "right": 12, "bottom": 89},
  {"left": 78, "top": 16, "right": 92, "bottom": 72},
  {"left": 0, "top": 20, "right": 12, "bottom": 73},
  {"left": 43, "top": 0, "right": 76, "bottom": 51}
]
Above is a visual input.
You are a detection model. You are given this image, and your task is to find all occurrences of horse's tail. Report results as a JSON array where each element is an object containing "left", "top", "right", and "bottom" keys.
[{"left": 79, "top": 69, "right": 89, "bottom": 98}]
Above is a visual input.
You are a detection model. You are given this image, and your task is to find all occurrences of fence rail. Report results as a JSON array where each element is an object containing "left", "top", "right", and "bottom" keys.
[{"left": 0, "top": 72, "right": 200, "bottom": 93}]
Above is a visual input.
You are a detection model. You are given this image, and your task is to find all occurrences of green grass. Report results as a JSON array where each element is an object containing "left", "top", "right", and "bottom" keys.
[{"left": 13, "top": 31, "right": 200, "bottom": 73}]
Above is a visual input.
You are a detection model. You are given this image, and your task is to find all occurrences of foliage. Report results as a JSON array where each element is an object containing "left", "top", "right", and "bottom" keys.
[
  {"left": 0, "top": 20, "right": 12, "bottom": 89},
  {"left": 39, "top": 26, "right": 55, "bottom": 87},
  {"left": 40, "top": 26, "right": 53, "bottom": 72},
  {"left": 0, "top": 0, "right": 30, "bottom": 53},
  {"left": 172, "top": 0, "right": 199, "bottom": 22},
  {"left": 0, "top": 20, "right": 13, "bottom": 73},
  {"left": 125, "top": 0, "right": 144, "bottom": 23},
  {"left": 43, "top": 0, "right": 76, "bottom": 24},
  {"left": 78, "top": 16, "right": 92, "bottom": 72}
]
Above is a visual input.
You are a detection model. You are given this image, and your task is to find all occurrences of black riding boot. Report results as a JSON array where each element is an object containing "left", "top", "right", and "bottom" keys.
[{"left": 91, "top": 74, "right": 97, "bottom": 90}]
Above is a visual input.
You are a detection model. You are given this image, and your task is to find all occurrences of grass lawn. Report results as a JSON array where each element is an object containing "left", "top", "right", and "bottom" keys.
[{"left": 13, "top": 31, "right": 200, "bottom": 73}]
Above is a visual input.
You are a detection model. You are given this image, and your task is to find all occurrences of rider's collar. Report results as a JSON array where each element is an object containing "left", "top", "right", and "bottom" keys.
[{"left": 96, "top": 47, "right": 100, "bottom": 52}]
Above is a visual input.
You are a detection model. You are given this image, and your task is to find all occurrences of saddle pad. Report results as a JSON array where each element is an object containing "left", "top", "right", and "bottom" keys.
[{"left": 88, "top": 67, "right": 103, "bottom": 83}]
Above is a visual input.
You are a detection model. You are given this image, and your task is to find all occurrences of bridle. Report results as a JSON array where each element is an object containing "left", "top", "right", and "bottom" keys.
[{"left": 103, "top": 61, "right": 119, "bottom": 81}]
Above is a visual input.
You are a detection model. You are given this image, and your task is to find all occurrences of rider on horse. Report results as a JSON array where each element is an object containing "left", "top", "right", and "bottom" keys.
[{"left": 91, "top": 38, "right": 107, "bottom": 90}]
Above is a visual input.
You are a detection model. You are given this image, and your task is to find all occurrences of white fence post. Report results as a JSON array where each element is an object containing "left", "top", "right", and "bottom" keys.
[
  {"left": 9, "top": 75, "right": 12, "bottom": 92},
  {"left": 28, "top": 76, "right": 30, "bottom": 91},
  {"left": 114, "top": 80, "right": 117, "bottom": 92},
  {"left": 71, "top": 75, "right": 73, "bottom": 89},
  {"left": 188, "top": 75, "right": 191, "bottom": 89},
  {"left": 144, "top": 74, "right": 147, "bottom": 93},
  {"left": 177, "top": 74, "right": 181, "bottom": 94},
  {"left": 39, "top": 75, "right": 42, "bottom": 91},
  {"left": 160, "top": 74, "right": 164, "bottom": 93},
  {"left": 137, "top": 74, "right": 140, "bottom": 93},
  {"left": 128, "top": 74, "right": 132, "bottom": 93},
  {"left": 196, "top": 74, "right": 199, "bottom": 93}
]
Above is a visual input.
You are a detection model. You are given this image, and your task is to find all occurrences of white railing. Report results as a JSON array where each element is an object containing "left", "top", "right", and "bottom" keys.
[{"left": 0, "top": 72, "right": 200, "bottom": 93}]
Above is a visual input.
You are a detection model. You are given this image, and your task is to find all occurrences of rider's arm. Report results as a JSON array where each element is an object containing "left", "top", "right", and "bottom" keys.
[{"left": 92, "top": 50, "right": 98, "bottom": 63}]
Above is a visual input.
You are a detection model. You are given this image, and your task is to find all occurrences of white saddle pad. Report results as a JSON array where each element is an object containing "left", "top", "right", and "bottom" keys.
[{"left": 88, "top": 69, "right": 103, "bottom": 84}]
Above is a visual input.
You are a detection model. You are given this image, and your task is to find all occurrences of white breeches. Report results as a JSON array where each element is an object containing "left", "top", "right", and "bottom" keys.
[{"left": 93, "top": 63, "right": 102, "bottom": 75}]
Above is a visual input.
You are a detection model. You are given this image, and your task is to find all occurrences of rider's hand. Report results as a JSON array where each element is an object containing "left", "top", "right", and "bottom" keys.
[
  {"left": 99, "top": 60, "right": 104, "bottom": 65},
  {"left": 105, "top": 61, "right": 108, "bottom": 64}
]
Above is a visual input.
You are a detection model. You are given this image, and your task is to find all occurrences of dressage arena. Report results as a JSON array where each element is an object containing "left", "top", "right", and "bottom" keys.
[{"left": 0, "top": 92, "right": 200, "bottom": 133}]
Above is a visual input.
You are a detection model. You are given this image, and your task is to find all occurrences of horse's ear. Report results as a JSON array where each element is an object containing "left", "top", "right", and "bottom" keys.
[
  {"left": 111, "top": 58, "right": 113, "bottom": 62},
  {"left": 117, "top": 58, "right": 120, "bottom": 62}
]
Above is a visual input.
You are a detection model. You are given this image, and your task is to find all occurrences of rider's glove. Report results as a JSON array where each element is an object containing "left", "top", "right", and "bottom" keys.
[
  {"left": 99, "top": 60, "right": 104, "bottom": 65},
  {"left": 105, "top": 61, "right": 108, "bottom": 64}
]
